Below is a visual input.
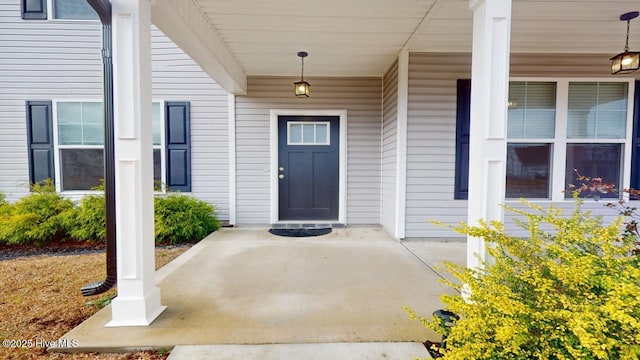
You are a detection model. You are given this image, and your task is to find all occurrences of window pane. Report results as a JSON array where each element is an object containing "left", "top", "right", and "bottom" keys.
[
  {"left": 506, "top": 143, "right": 551, "bottom": 198},
  {"left": 508, "top": 81, "right": 556, "bottom": 139},
  {"left": 153, "top": 148, "right": 161, "bottom": 186},
  {"left": 289, "top": 124, "right": 302, "bottom": 143},
  {"left": 303, "top": 124, "right": 314, "bottom": 143},
  {"left": 565, "top": 144, "right": 621, "bottom": 199},
  {"left": 60, "top": 149, "right": 104, "bottom": 190},
  {"left": 58, "top": 102, "right": 105, "bottom": 145},
  {"left": 316, "top": 124, "right": 328, "bottom": 144},
  {"left": 567, "top": 82, "right": 627, "bottom": 139},
  {"left": 54, "top": 0, "right": 98, "bottom": 20},
  {"left": 152, "top": 103, "right": 161, "bottom": 146},
  {"left": 82, "top": 102, "right": 103, "bottom": 145},
  {"left": 58, "top": 102, "right": 82, "bottom": 145}
]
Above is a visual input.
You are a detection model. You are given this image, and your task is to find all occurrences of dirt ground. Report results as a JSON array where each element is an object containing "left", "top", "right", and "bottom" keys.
[{"left": 0, "top": 245, "right": 191, "bottom": 359}]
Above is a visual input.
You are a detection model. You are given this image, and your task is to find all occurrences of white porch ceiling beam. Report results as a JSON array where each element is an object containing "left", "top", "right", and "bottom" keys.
[
  {"left": 467, "top": 0, "right": 512, "bottom": 269},
  {"left": 151, "top": 0, "right": 247, "bottom": 95}
]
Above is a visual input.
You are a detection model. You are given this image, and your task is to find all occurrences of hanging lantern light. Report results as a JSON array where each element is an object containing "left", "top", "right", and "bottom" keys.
[
  {"left": 611, "top": 11, "right": 640, "bottom": 75},
  {"left": 294, "top": 51, "right": 310, "bottom": 97}
]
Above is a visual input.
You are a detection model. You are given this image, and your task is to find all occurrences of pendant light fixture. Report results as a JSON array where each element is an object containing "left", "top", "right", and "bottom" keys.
[
  {"left": 294, "top": 51, "right": 310, "bottom": 97},
  {"left": 611, "top": 11, "right": 640, "bottom": 75}
]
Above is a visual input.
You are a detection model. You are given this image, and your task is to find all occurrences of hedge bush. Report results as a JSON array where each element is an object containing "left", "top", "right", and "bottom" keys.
[
  {"left": 61, "top": 194, "right": 106, "bottom": 243},
  {"left": 0, "top": 182, "right": 74, "bottom": 246},
  {"left": 154, "top": 194, "right": 220, "bottom": 244},
  {"left": 0, "top": 186, "right": 219, "bottom": 246},
  {"left": 407, "top": 199, "right": 640, "bottom": 359},
  {"left": 0, "top": 192, "right": 8, "bottom": 215}
]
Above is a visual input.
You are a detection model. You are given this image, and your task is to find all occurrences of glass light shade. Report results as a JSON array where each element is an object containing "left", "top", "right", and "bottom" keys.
[
  {"left": 294, "top": 80, "right": 310, "bottom": 97},
  {"left": 610, "top": 51, "right": 640, "bottom": 74}
]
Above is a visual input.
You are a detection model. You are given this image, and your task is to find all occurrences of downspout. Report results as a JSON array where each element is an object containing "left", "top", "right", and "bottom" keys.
[{"left": 81, "top": 0, "right": 116, "bottom": 296}]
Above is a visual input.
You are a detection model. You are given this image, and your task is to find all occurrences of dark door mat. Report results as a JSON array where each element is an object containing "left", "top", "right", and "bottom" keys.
[{"left": 268, "top": 228, "right": 332, "bottom": 237}]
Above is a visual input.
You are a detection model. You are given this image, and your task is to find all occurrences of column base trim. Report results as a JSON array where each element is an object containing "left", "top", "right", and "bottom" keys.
[{"left": 106, "top": 288, "right": 165, "bottom": 327}]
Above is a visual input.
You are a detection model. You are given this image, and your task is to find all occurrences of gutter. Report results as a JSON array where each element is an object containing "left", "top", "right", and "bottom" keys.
[{"left": 81, "top": 0, "right": 116, "bottom": 296}]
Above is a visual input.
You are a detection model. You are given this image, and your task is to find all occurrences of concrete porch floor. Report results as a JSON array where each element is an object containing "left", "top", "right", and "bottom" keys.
[{"left": 53, "top": 227, "right": 466, "bottom": 357}]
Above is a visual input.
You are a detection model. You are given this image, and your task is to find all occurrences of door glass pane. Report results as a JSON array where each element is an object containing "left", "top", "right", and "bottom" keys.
[
  {"left": 60, "top": 149, "right": 104, "bottom": 190},
  {"left": 54, "top": 0, "right": 98, "bottom": 20},
  {"left": 565, "top": 144, "right": 621, "bottom": 199},
  {"left": 567, "top": 82, "right": 627, "bottom": 139},
  {"left": 316, "top": 124, "right": 328, "bottom": 144},
  {"left": 506, "top": 143, "right": 551, "bottom": 198},
  {"left": 508, "top": 81, "right": 556, "bottom": 139},
  {"left": 303, "top": 124, "right": 314, "bottom": 143},
  {"left": 289, "top": 124, "right": 302, "bottom": 144}
]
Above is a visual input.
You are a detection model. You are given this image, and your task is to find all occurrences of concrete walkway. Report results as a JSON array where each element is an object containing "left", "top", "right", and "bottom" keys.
[{"left": 53, "top": 228, "right": 466, "bottom": 358}]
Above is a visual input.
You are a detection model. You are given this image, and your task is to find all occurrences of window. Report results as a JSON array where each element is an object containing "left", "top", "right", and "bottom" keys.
[
  {"left": 21, "top": 0, "right": 98, "bottom": 21},
  {"left": 26, "top": 100, "right": 191, "bottom": 192},
  {"left": 287, "top": 122, "right": 330, "bottom": 145},
  {"left": 53, "top": 0, "right": 98, "bottom": 20},
  {"left": 55, "top": 101, "right": 162, "bottom": 191},
  {"left": 455, "top": 79, "right": 634, "bottom": 201},
  {"left": 506, "top": 81, "right": 556, "bottom": 198},
  {"left": 507, "top": 80, "right": 631, "bottom": 200}
]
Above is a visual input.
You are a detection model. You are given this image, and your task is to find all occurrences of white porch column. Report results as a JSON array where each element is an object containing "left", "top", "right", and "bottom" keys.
[
  {"left": 467, "top": 0, "right": 512, "bottom": 269},
  {"left": 108, "top": 0, "right": 165, "bottom": 327}
]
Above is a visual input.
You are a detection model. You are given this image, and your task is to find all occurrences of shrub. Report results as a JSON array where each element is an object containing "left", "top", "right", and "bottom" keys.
[
  {"left": 407, "top": 199, "right": 640, "bottom": 359},
  {"left": 0, "top": 192, "right": 8, "bottom": 216},
  {"left": 0, "top": 183, "right": 219, "bottom": 246},
  {"left": 62, "top": 194, "right": 106, "bottom": 243},
  {"left": 0, "top": 181, "right": 74, "bottom": 246},
  {"left": 154, "top": 194, "right": 219, "bottom": 244}
]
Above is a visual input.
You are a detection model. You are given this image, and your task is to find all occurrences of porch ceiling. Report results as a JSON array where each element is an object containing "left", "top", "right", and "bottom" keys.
[{"left": 154, "top": 0, "right": 640, "bottom": 88}]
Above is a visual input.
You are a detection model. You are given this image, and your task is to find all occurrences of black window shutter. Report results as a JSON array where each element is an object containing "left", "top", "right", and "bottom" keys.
[
  {"left": 454, "top": 79, "right": 471, "bottom": 200},
  {"left": 22, "top": 0, "right": 47, "bottom": 20},
  {"left": 165, "top": 102, "right": 191, "bottom": 192},
  {"left": 26, "top": 101, "right": 54, "bottom": 185},
  {"left": 630, "top": 80, "right": 640, "bottom": 196}
]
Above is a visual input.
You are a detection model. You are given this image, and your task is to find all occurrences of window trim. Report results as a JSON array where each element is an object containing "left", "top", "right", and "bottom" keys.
[
  {"left": 51, "top": 99, "right": 166, "bottom": 194},
  {"left": 506, "top": 77, "right": 635, "bottom": 202}
]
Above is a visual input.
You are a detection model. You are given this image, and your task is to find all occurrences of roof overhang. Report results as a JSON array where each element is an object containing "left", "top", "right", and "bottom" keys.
[{"left": 151, "top": 0, "right": 247, "bottom": 94}]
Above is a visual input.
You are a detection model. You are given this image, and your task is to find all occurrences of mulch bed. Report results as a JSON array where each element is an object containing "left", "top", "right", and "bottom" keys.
[
  {"left": 0, "top": 241, "right": 105, "bottom": 261},
  {"left": 0, "top": 243, "right": 192, "bottom": 360},
  {"left": 0, "top": 241, "right": 192, "bottom": 261}
]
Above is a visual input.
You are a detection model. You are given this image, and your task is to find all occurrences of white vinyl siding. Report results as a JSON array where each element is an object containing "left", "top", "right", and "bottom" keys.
[
  {"left": 381, "top": 59, "right": 398, "bottom": 234},
  {"left": 235, "top": 76, "right": 382, "bottom": 225},
  {"left": 405, "top": 54, "right": 468, "bottom": 238},
  {"left": 0, "top": 2, "right": 230, "bottom": 220},
  {"left": 406, "top": 52, "right": 634, "bottom": 239},
  {"left": 0, "top": 1, "right": 102, "bottom": 202},
  {"left": 151, "top": 27, "right": 230, "bottom": 221}
]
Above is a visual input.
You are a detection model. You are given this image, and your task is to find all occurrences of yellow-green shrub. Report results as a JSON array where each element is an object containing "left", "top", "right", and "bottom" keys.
[
  {"left": 0, "top": 192, "right": 8, "bottom": 215},
  {"left": 410, "top": 199, "right": 640, "bottom": 359},
  {"left": 0, "top": 182, "right": 74, "bottom": 246},
  {"left": 61, "top": 193, "right": 106, "bottom": 243},
  {"left": 154, "top": 194, "right": 220, "bottom": 244}
]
